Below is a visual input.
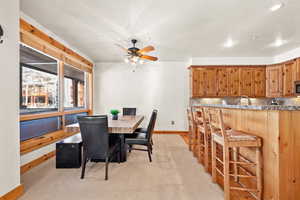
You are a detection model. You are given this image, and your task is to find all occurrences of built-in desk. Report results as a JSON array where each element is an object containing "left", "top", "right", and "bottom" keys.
[{"left": 194, "top": 104, "right": 300, "bottom": 200}]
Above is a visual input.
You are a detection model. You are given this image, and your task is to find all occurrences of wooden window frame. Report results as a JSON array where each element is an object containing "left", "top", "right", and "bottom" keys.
[{"left": 19, "top": 18, "right": 93, "bottom": 155}]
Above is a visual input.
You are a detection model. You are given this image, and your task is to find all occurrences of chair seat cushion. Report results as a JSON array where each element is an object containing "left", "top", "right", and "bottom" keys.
[
  {"left": 125, "top": 132, "right": 147, "bottom": 139},
  {"left": 125, "top": 138, "right": 148, "bottom": 145},
  {"left": 135, "top": 128, "right": 147, "bottom": 133}
]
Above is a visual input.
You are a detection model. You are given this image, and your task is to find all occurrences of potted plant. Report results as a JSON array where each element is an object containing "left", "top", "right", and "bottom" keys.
[{"left": 110, "top": 109, "right": 120, "bottom": 120}]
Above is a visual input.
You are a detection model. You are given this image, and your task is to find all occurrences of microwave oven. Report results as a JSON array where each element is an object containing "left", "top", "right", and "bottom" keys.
[{"left": 295, "top": 81, "right": 300, "bottom": 95}]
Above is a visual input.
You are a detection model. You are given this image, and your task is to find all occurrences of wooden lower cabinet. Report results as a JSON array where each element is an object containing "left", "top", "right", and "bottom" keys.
[{"left": 200, "top": 107, "right": 300, "bottom": 200}]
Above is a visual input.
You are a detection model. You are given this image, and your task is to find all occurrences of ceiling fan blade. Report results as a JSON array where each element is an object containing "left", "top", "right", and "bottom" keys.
[
  {"left": 138, "top": 46, "right": 155, "bottom": 54},
  {"left": 115, "top": 43, "right": 129, "bottom": 53},
  {"left": 140, "top": 55, "right": 158, "bottom": 61}
]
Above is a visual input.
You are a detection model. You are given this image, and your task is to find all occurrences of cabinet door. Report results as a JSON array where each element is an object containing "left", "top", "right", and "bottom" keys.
[
  {"left": 227, "top": 67, "right": 240, "bottom": 96},
  {"left": 239, "top": 67, "right": 254, "bottom": 96},
  {"left": 283, "top": 61, "right": 297, "bottom": 96},
  {"left": 254, "top": 68, "right": 266, "bottom": 97},
  {"left": 217, "top": 68, "right": 228, "bottom": 96},
  {"left": 204, "top": 68, "right": 217, "bottom": 97},
  {"left": 266, "top": 65, "right": 283, "bottom": 97},
  {"left": 191, "top": 69, "right": 205, "bottom": 97},
  {"left": 296, "top": 58, "right": 300, "bottom": 81}
]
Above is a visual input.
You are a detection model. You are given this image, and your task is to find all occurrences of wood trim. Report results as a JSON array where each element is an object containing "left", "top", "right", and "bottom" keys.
[
  {"left": 154, "top": 130, "right": 188, "bottom": 135},
  {"left": 189, "top": 65, "right": 266, "bottom": 69},
  {"left": 20, "top": 18, "right": 93, "bottom": 67},
  {"left": 20, "top": 109, "right": 90, "bottom": 122},
  {"left": 21, "top": 151, "right": 56, "bottom": 174},
  {"left": 63, "top": 109, "right": 90, "bottom": 115},
  {"left": 20, "top": 19, "right": 93, "bottom": 73},
  {"left": 87, "top": 72, "right": 93, "bottom": 115},
  {"left": 20, "top": 111, "right": 63, "bottom": 121},
  {"left": 20, "top": 130, "right": 78, "bottom": 155},
  {"left": 0, "top": 185, "right": 24, "bottom": 200}
]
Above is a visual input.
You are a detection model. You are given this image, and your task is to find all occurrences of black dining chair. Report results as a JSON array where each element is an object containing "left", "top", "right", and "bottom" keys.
[
  {"left": 134, "top": 110, "right": 157, "bottom": 146},
  {"left": 123, "top": 107, "right": 137, "bottom": 116},
  {"left": 78, "top": 115, "right": 122, "bottom": 180},
  {"left": 125, "top": 110, "right": 157, "bottom": 162}
]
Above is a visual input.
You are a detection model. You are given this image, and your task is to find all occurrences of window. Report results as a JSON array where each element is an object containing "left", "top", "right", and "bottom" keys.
[
  {"left": 64, "top": 64, "right": 86, "bottom": 109},
  {"left": 20, "top": 44, "right": 58, "bottom": 114}
]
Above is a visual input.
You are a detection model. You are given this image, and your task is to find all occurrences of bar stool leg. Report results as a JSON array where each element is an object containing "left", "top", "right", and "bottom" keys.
[
  {"left": 211, "top": 140, "right": 217, "bottom": 183},
  {"left": 204, "top": 133, "right": 209, "bottom": 172},
  {"left": 256, "top": 147, "right": 263, "bottom": 200},
  {"left": 233, "top": 147, "right": 239, "bottom": 182},
  {"left": 198, "top": 131, "right": 202, "bottom": 163},
  {"left": 223, "top": 146, "right": 231, "bottom": 200},
  {"left": 188, "top": 130, "right": 192, "bottom": 151}
]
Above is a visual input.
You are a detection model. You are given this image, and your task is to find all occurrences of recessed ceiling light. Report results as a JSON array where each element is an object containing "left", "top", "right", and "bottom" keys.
[
  {"left": 223, "top": 38, "right": 235, "bottom": 48},
  {"left": 270, "top": 2, "right": 284, "bottom": 12},
  {"left": 270, "top": 37, "right": 288, "bottom": 47}
]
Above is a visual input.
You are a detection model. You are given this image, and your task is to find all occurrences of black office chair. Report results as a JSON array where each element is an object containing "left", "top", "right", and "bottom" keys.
[
  {"left": 125, "top": 110, "right": 157, "bottom": 162},
  {"left": 123, "top": 108, "right": 137, "bottom": 116},
  {"left": 78, "top": 115, "right": 121, "bottom": 180}
]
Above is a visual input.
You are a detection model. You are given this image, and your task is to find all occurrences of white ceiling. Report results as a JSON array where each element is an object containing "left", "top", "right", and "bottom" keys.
[{"left": 20, "top": 0, "right": 300, "bottom": 62}]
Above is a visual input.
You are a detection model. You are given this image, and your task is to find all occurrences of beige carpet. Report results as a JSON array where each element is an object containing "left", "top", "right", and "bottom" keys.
[{"left": 20, "top": 135, "right": 223, "bottom": 200}]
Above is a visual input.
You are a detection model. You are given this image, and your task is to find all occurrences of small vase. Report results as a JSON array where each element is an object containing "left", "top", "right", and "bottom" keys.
[{"left": 112, "top": 115, "right": 118, "bottom": 120}]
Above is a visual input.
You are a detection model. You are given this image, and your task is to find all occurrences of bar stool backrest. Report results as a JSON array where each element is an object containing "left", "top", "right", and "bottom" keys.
[
  {"left": 207, "top": 109, "right": 227, "bottom": 141},
  {"left": 187, "top": 107, "right": 195, "bottom": 131}
]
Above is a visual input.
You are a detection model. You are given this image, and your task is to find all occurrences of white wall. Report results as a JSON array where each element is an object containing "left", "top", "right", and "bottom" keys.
[
  {"left": 0, "top": 0, "right": 21, "bottom": 196},
  {"left": 94, "top": 61, "right": 189, "bottom": 131}
]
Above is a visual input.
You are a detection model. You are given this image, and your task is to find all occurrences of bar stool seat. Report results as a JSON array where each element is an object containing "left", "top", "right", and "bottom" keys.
[{"left": 213, "top": 130, "right": 261, "bottom": 145}]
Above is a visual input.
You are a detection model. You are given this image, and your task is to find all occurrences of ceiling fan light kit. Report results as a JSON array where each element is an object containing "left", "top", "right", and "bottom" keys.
[{"left": 117, "top": 39, "right": 158, "bottom": 65}]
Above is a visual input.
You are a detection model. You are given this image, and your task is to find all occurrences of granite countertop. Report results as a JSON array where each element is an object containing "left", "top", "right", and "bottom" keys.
[{"left": 192, "top": 104, "right": 300, "bottom": 111}]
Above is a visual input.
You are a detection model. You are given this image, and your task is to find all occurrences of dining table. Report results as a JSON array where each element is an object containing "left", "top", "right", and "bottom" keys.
[{"left": 65, "top": 115, "right": 144, "bottom": 162}]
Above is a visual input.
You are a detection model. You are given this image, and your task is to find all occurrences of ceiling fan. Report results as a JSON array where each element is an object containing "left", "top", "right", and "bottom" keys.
[{"left": 116, "top": 39, "right": 158, "bottom": 65}]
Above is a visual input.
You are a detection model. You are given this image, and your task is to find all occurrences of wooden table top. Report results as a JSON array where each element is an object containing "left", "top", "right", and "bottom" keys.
[{"left": 65, "top": 115, "right": 144, "bottom": 134}]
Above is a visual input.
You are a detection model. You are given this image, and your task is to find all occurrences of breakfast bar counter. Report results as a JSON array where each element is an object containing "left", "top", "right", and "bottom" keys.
[{"left": 193, "top": 104, "right": 300, "bottom": 200}]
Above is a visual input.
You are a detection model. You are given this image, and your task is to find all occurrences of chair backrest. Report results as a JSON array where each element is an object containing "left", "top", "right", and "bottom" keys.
[
  {"left": 123, "top": 108, "right": 137, "bottom": 116},
  {"left": 146, "top": 109, "right": 158, "bottom": 142},
  {"left": 194, "top": 107, "right": 208, "bottom": 132},
  {"left": 207, "top": 108, "right": 227, "bottom": 140},
  {"left": 77, "top": 115, "right": 109, "bottom": 159}
]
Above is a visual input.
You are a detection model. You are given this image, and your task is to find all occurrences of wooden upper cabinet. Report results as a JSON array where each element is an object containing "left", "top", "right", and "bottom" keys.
[
  {"left": 190, "top": 66, "right": 266, "bottom": 98},
  {"left": 239, "top": 67, "right": 255, "bottom": 96},
  {"left": 205, "top": 68, "right": 217, "bottom": 96},
  {"left": 216, "top": 68, "right": 228, "bottom": 96},
  {"left": 295, "top": 58, "right": 300, "bottom": 81},
  {"left": 282, "top": 60, "right": 297, "bottom": 96},
  {"left": 239, "top": 67, "right": 266, "bottom": 97},
  {"left": 190, "top": 67, "right": 217, "bottom": 97},
  {"left": 254, "top": 68, "right": 266, "bottom": 97},
  {"left": 227, "top": 67, "right": 240, "bottom": 96},
  {"left": 266, "top": 64, "right": 283, "bottom": 97},
  {"left": 191, "top": 68, "right": 205, "bottom": 97}
]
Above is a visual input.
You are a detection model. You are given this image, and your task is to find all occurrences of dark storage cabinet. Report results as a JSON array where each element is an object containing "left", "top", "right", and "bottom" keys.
[{"left": 56, "top": 134, "right": 82, "bottom": 168}]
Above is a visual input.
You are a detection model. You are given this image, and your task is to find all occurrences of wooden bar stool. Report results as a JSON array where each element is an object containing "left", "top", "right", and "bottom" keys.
[
  {"left": 194, "top": 107, "right": 211, "bottom": 172},
  {"left": 207, "top": 108, "right": 263, "bottom": 200},
  {"left": 187, "top": 107, "right": 197, "bottom": 152}
]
